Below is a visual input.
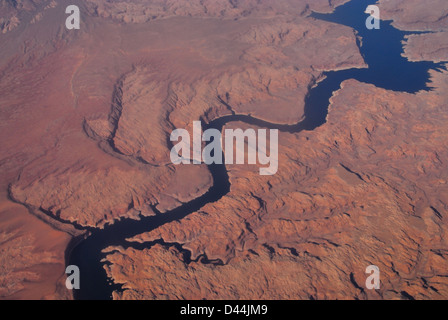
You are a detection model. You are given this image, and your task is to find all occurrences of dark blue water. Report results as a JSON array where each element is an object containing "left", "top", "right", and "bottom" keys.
[
  {"left": 305, "top": 0, "right": 446, "bottom": 129},
  {"left": 68, "top": 0, "right": 446, "bottom": 300}
]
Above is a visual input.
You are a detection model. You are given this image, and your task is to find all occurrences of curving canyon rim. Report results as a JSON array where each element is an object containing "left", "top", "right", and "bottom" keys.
[{"left": 1, "top": 0, "right": 448, "bottom": 301}]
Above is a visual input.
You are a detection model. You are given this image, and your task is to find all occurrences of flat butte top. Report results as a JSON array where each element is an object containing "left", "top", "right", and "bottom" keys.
[{"left": 0, "top": 0, "right": 447, "bottom": 300}]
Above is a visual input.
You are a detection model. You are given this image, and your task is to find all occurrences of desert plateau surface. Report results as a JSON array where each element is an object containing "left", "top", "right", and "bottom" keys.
[{"left": 0, "top": 0, "right": 448, "bottom": 300}]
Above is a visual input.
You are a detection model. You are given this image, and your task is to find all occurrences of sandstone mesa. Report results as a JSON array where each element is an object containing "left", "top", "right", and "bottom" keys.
[{"left": 0, "top": 0, "right": 447, "bottom": 300}]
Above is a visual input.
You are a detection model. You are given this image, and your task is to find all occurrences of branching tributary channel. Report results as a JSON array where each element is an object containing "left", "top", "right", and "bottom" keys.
[{"left": 68, "top": 0, "right": 446, "bottom": 299}]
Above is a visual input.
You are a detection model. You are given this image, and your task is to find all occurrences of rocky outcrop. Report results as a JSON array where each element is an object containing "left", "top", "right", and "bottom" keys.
[
  {"left": 403, "top": 32, "right": 448, "bottom": 63},
  {"left": 2, "top": 0, "right": 447, "bottom": 300},
  {"left": 379, "top": 0, "right": 448, "bottom": 32},
  {"left": 0, "top": 0, "right": 56, "bottom": 33},
  {"left": 379, "top": 0, "right": 448, "bottom": 64},
  {"left": 85, "top": 0, "right": 351, "bottom": 23},
  {"left": 111, "top": 73, "right": 448, "bottom": 300},
  {"left": 6, "top": 1, "right": 364, "bottom": 229}
]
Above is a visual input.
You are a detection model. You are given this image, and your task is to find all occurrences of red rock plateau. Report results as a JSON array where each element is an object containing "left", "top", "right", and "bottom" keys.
[{"left": 0, "top": 0, "right": 447, "bottom": 300}]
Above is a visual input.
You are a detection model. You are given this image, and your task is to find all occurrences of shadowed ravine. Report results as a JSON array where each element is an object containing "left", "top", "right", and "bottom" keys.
[{"left": 68, "top": 0, "right": 446, "bottom": 300}]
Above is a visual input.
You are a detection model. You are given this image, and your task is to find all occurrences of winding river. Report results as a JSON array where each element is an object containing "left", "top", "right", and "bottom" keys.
[{"left": 68, "top": 0, "right": 446, "bottom": 300}]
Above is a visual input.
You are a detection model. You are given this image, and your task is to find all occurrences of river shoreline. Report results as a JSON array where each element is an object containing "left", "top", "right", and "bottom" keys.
[{"left": 68, "top": 0, "right": 445, "bottom": 300}]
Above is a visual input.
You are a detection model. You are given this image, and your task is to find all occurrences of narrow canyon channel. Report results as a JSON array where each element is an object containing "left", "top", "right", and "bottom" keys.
[{"left": 68, "top": 0, "right": 445, "bottom": 300}]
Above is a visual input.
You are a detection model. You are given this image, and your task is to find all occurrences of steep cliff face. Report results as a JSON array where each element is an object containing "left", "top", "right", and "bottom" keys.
[
  {"left": 103, "top": 1, "right": 448, "bottom": 300},
  {"left": 0, "top": 0, "right": 365, "bottom": 299},
  {"left": 0, "top": 0, "right": 57, "bottom": 33},
  {"left": 84, "top": 0, "right": 351, "bottom": 23},
  {"left": 6, "top": 0, "right": 364, "bottom": 229},
  {"left": 403, "top": 32, "right": 448, "bottom": 63},
  {"left": 379, "top": 0, "right": 448, "bottom": 32},
  {"left": 111, "top": 74, "right": 448, "bottom": 300},
  {"left": 379, "top": 0, "right": 448, "bottom": 64},
  {"left": 1, "top": 0, "right": 447, "bottom": 300}
]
